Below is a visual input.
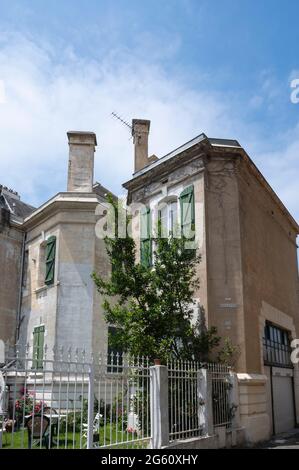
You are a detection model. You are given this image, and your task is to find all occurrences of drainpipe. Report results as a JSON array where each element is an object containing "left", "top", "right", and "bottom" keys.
[{"left": 15, "top": 230, "right": 26, "bottom": 345}]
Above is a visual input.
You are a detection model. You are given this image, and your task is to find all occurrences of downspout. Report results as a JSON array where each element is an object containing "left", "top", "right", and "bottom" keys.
[{"left": 15, "top": 230, "right": 26, "bottom": 345}]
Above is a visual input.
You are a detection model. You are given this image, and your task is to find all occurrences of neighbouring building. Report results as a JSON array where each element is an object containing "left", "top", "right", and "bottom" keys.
[
  {"left": 1, "top": 132, "right": 114, "bottom": 362},
  {"left": 0, "top": 185, "right": 35, "bottom": 346},
  {"left": 123, "top": 119, "right": 299, "bottom": 444}
]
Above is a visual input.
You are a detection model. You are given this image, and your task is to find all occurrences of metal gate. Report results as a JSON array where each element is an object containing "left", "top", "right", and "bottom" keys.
[
  {"left": 263, "top": 323, "right": 296, "bottom": 435},
  {"left": 271, "top": 367, "right": 295, "bottom": 434},
  {"left": 265, "top": 366, "right": 295, "bottom": 435}
]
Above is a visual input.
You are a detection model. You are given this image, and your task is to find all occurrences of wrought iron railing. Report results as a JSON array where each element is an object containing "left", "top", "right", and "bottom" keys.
[
  {"left": 168, "top": 360, "right": 201, "bottom": 441},
  {"left": 0, "top": 346, "right": 151, "bottom": 449},
  {"left": 1, "top": 343, "right": 236, "bottom": 449},
  {"left": 207, "top": 363, "right": 232, "bottom": 429},
  {"left": 263, "top": 337, "right": 293, "bottom": 368}
]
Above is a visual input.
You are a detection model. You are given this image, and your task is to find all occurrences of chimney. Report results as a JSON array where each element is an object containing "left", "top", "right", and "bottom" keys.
[
  {"left": 132, "top": 119, "right": 157, "bottom": 173},
  {"left": 67, "top": 131, "right": 97, "bottom": 192}
]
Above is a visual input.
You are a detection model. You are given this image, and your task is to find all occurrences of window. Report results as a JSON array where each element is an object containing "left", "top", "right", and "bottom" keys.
[
  {"left": 107, "top": 326, "right": 123, "bottom": 373},
  {"left": 32, "top": 325, "right": 45, "bottom": 370},
  {"left": 45, "top": 236, "right": 56, "bottom": 285},
  {"left": 180, "top": 185, "right": 195, "bottom": 241},
  {"left": 140, "top": 207, "right": 152, "bottom": 267},
  {"left": 263, "top": 323, "right": 292, "bottom": 367},
  {"left": 158, "top": 200, "right": 178, "bottom": 238}
]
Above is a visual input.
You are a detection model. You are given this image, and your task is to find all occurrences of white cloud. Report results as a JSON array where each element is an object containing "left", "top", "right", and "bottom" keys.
[
  {"left": 0, "top": 32, "right": 298, "bottom": 228},
  {"left": 0, "top": 32, "right": 233, "bottom": 206}
]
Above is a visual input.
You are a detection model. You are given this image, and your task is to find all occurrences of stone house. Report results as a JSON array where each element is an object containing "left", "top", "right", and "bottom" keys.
[
  {"left": 123, "top": 119, "right": 299, "bottom": 444},
  {"left": 0, "top": 119, "right": 298, "bottom": 445}
]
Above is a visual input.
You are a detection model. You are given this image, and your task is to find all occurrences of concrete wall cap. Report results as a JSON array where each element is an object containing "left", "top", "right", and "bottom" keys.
[
  {"left": 67, "top": 131, "right": 97, "bottom": 146},
  {"left": 237, "top": 373, "right": 267, "bottom": 384}
]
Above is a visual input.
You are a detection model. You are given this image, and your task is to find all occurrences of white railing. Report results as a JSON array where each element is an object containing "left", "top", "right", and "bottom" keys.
[
  {"left": 167, "top": 360, "right": 233, "bottom": 443},
  {"left": 168, "top": 360, "right": 201, "bottom": 441},
  {"left": 207, "top": 363, "right": 233, "bottom": 429},
  {"left": 0, "top": 346, "right": 151, "bottom": 450},
  {"left": 0, "top": 345, "right": 91, "bottom": 449},
  {"left": 0, "top": 344, "right": 237, "bottom": 449},
  {"left": 92, "top": 353, "right": 151, "bottom": 449}
]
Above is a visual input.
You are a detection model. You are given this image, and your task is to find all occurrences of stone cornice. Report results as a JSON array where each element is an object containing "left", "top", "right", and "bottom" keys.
[
  {"left": 123, "top": 141, "right": 210, "bottom": 197},
  {"left": 123, "top": 137, "right": 299, "bottom": 234},
  {"left": 22, "top": 192, "right": 102, "bottom": 230}
]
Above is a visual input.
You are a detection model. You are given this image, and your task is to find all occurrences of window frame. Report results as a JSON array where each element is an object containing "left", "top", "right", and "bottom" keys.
[
  {"left": 32, "top": 325, "right": 45, "bottom": 370},
  {"left": 263, "top": 322, "right": 292, "bottom": 368},
  {"left": 157, "top": 198, "right": 179, "bottom": 238}
]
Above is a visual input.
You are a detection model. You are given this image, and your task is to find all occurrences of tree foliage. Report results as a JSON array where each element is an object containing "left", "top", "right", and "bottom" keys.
[{"left": 93, "top": 200, "right": 230, "bottom": 363}]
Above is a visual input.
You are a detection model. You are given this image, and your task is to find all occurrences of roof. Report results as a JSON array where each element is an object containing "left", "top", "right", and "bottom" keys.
[
  {"left": 93, "top": 182, "right": 117, "bottom": 201},
  {"left": 22, "top": 183, "right": 116, "bottom": 227},
  {"left": 123, "top": 134, "right": 299, "bottom": 233},
  {"left": 0, "top": 187, "right": 35, "bottom": 221},
  {"left": 130, "top": 134, "right": 241, "bottom": 179}
]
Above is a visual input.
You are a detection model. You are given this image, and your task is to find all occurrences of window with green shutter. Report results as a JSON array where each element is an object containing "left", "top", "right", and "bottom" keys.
[
  {"left": 140, "top": 207, "right": 152, "bottom": 267},
  {"left": 32, "top": 325, "right": 45, "bottom": 370},
  {"left": 180, "top": 185, "right": 195, "bottom": 247},
  {"left": 45, "top": 236, "right": 56, "bottom": 285}
]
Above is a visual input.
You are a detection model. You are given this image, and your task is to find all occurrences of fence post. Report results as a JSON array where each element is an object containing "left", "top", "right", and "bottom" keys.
[
  {"left": 228, "top": 371, "right": 240, "bottom": 428},
  {"left": 197, "top": 368, "right": 213, "bottom": 436},
  {"left": 87, "top": 361, "right": 95, "bottom": 449},
  {"left": 150, "top": 365, "right": 169, "bottom": 449}
]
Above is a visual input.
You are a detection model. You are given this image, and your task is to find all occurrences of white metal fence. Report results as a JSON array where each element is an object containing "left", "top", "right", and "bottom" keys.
[
  {"left": 209, "top": 363, "right": 232, "bottom": 429},
  {"left": 92, "top": 353, "right": 151, "bottom": 449},
  {"left": 0, "top": 345, "right": 236, "bottom": 450},
  {"left": 168, "top": 360, "right": 201, "bottom": 441},
  {"left": 1, "top": 346, "right": 91, "bottom": 449},
  {"left": 167, "top": 360, "right": 232, "bottom": 442},
  {"left": 0, "top": 347, "right": 151, "bottom": 450}
]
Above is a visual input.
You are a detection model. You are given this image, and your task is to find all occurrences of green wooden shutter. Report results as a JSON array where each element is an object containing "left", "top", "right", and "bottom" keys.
[
  {"left": 157, "top": 209, "right": 162, "bottom": 238},
  {"left": 32, "top": 325, "right": 45, "bottom": 370},
  {"left": 45, "top": 236, "right": 56, "bottom": 285},
  {"left": 180, "top": 185, "right": 195, "bottom": 244},
  {"left": 140, "top": 207, "right": 152, "bottom": 267},
  {"left": 32, "top": 329, "right": 39, "bottom": 369}
]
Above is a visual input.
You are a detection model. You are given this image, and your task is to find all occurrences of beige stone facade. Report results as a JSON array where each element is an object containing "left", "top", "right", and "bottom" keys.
[
  {"left": 0, "top": 132, "right": 112, "bottom": 361},
  {"left": 124, "top": 124, "right": 299, "bottom": 444}
]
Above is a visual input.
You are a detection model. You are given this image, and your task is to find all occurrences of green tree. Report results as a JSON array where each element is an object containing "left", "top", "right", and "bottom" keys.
[{"left": 93, "top": 201, "right": 221, "bottom": 363}]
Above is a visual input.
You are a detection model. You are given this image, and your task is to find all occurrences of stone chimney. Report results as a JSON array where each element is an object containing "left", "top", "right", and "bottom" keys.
[
  {"left": 132, "top": 119, "right": 157, "bottom": 173},
  {"left": 67, "top": 131, "right": 97, "bottom": 192}
]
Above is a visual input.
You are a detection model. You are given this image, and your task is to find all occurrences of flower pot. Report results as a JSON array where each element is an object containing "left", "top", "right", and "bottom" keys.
[{"left": 154, "top": 359, "right": 161, "bottom": 366}]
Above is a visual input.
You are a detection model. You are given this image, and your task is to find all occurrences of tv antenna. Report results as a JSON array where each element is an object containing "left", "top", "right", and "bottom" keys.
[{"left": 111, "top": 112, "right": 133, "bottom": 139}]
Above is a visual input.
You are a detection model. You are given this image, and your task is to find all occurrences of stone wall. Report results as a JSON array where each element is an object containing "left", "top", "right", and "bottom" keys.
[{"left": 0, "top": 224, "right": 24, "bottom": 344}]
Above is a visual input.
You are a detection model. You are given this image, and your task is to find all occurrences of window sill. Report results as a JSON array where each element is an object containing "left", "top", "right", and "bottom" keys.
[
  {"left": 30, "top": 370, "right": 44, "bottom": 376},
  {"left": 35, "top": 281, "right": 60, "bottom": 295}
]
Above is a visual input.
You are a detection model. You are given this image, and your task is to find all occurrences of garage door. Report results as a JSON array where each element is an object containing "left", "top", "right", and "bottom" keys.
[{"left": 272, "top": 367, "right": 295, "bottom": 434}]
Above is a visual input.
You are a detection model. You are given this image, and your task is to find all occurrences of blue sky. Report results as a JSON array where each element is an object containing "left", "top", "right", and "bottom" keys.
[{"left": 0, "top": 0, "right": 298, "bottom": 223}]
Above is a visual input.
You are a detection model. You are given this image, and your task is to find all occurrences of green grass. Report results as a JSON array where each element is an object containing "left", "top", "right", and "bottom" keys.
[
  {"left": 2, "top": 430, "right": 82, "bottom": 449},
  {"left": 2, "top": 425, "right": 149, "bottom": 449}
]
